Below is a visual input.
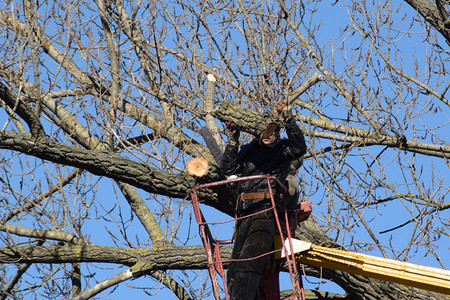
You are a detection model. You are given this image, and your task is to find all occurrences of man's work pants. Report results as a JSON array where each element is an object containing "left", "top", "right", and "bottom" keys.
[{"left": 227, "top": 208, "right": 275, "bottom": 300}]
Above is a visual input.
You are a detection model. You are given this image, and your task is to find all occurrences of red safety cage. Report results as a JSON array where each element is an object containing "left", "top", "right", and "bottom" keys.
[{"left": 189, "top": 175, "right": 312, "bottom": 300}]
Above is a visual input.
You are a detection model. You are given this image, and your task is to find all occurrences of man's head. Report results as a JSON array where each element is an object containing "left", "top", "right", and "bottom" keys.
[{"left": 259, "top": 122, "right": 280, "bottom": 145}]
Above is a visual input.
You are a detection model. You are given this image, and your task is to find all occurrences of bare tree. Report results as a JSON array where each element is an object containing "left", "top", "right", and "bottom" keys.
[{"left": 0, "top": 0, "right": 448, "bottom": 299}]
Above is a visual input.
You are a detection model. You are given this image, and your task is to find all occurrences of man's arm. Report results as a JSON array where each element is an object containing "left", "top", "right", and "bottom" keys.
[
  {"left": 220, "top": 122, "right": 241, "bottom": 177},
  {"left": 220, "top": 143, "right": 240, "bottom": 177},
  {"left": 284, "top": 116, "right": 307, "bottom": 159},
  {"left": 276, "top": 101, "right": 307, "bottom": 160}
]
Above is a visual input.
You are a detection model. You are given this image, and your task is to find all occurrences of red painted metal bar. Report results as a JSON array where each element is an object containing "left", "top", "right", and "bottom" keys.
[
  {"left": 190, "top": 188, "right": 229, "bottom": 299},
  {"left": 264, "top": 177, "right": 303, "bottom": 300}
]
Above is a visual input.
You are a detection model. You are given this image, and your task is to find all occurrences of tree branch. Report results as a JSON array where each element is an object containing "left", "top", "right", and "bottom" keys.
[
  {"left": 1, "top": 169, "right": 82, "bottom": 224},
  {"left": 0, "top": 82, "right": 45, "bottom": 138},
  {"left": 0, "top": 131, "right": 226, "bottom": 211},
  {"left": 213, "top": 100, "right": 450, "bottom": 159},
  {"left": 71, "top": 267, "right": 136, "bottom": 300},
  {"left": 403, "top": 0, "right": 450, "bottom": 43},
  {"left": 0, "top": 244, "right": 219, "bottom": 268},
  {"left": 0, "top": 223, "right": 87, "bottom": 245}
]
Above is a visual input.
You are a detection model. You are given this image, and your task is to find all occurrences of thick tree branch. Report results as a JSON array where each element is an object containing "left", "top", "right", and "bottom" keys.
[
  {"left": 204, "top": 73, "right": 225, "bottom": 152},
  {"left": 403, "top": 0, "right": 450, "bottom": 43},
  {"left": 0, "top": 230, "right": 442, "bottom": 300},
  {"left": 0, "top": 82, "right": 45, "bottom": 138},
  {"left": 213, "top": 100, "right": 450, "bottom": 159},
  {"left": 0, "top": 131, "right": 228, "bottom": 212},
  {"left": 0, "top": 131, "right": 216, "bottom": 197},
  {"left": 0, "top": 244, "right": 218, "bottom": 268}
]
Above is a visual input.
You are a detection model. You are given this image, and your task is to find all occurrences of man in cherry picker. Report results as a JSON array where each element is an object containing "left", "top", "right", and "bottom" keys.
[{"left": 220, "top": 101, "right": 307, "bottom": 299}]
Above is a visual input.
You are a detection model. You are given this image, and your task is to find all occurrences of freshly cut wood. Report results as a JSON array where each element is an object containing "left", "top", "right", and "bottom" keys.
[{"left": 186, "top": 157, "right": 209, "bottom": 177}]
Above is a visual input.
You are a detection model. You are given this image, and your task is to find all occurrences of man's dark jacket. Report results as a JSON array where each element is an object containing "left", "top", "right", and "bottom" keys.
[{"left": 220, "top": 117, "right": 306, "bottom": 197}]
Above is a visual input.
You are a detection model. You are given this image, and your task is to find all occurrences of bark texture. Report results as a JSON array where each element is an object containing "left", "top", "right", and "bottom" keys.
[{"left": 403, "top": 0, "right": 450, "bottom": 43}]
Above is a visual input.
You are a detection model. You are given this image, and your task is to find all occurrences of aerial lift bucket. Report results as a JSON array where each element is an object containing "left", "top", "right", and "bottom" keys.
[{"left": 190, "top": 175, "right": 312, "bottom": 300}]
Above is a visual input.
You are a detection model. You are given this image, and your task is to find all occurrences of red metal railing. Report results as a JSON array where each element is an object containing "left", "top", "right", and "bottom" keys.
[{"left": 190, "top": 175, "right": 309, "bottom": 300}]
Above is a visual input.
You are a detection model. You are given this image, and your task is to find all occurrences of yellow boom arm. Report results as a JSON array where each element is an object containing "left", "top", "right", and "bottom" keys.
[{"left": 279, "top": 239, "right": 450, "bottom": 295}]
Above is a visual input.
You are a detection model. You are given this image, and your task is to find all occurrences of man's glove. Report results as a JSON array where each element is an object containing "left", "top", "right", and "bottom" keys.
[
  {"left": 225, "top": 121, "right": 240, "bottom": 145},
  {"left": 275, "top": 101, "right": 293, "bottom": 120}
]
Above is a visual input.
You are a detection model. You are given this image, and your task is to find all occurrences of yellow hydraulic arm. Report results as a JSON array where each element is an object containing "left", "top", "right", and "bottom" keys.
[{"left": 280, "top": 239, "right": 450, "bottom": 295}]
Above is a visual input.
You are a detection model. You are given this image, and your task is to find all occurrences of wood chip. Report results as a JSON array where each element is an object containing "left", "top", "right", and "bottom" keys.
[{"left": 186, "top": 157, "right": 209, "bottom": 177}]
